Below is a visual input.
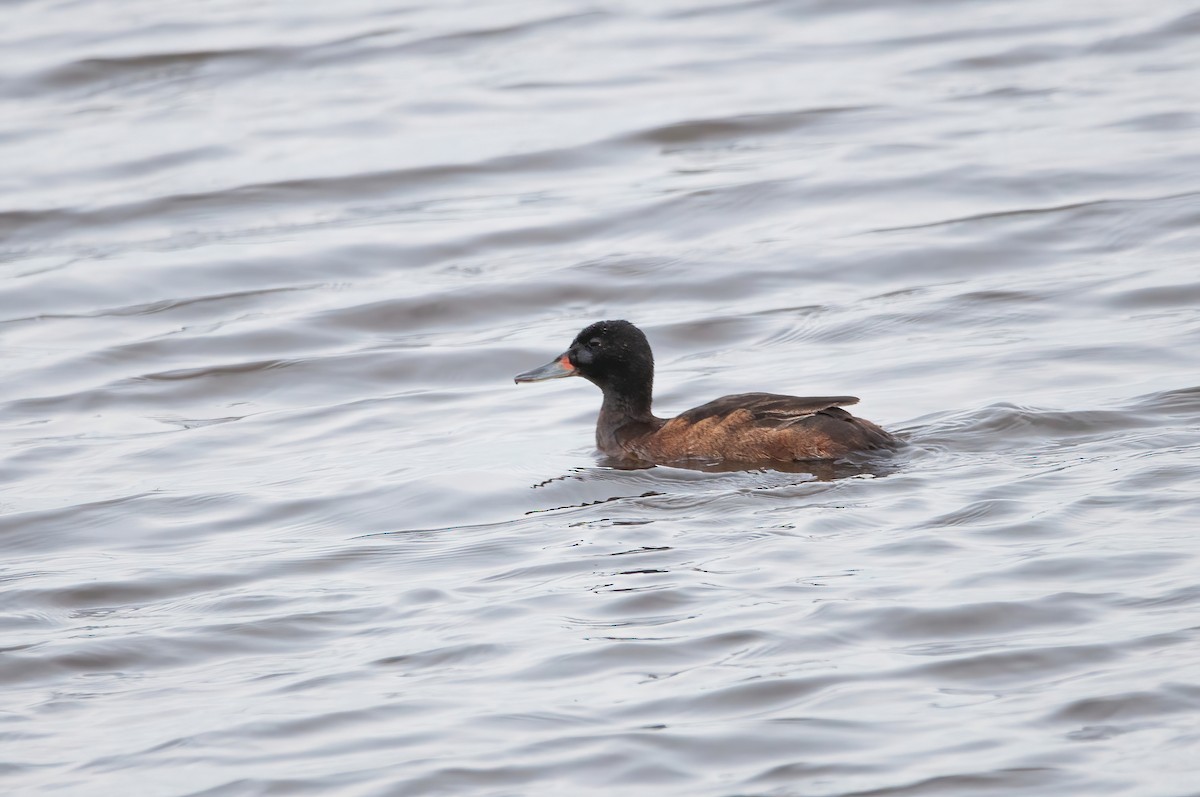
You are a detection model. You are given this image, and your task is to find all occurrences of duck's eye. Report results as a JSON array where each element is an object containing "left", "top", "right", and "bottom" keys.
[{"left": 589, "top": 338, "right": 603, "bottom": 348}]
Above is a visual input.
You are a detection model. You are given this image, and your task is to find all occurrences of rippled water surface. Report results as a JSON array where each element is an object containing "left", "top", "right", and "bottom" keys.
[{"left": 4, "top": 1, "right": 1200, "bottom": 795}]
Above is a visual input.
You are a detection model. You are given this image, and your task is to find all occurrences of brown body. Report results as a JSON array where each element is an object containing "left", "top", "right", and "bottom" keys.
[
  {"left": 598, "top": 393, "right": 894, "bottom": 463},
  {"left": 516, "top": 320, "right": 896, "bottom": 466}
]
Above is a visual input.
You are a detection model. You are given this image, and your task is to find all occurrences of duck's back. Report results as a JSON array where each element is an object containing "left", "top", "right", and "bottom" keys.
[{"left": 634, "top": 393, "right": 894, "bottom": 462}]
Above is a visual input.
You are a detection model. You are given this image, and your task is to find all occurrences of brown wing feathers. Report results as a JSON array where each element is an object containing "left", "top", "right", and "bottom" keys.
[
  {"left": 641, "top": 393, "right": 886, "bottom": 462},
  {"left": 675, "top": 393, "right": 860, "bottom": 425}
]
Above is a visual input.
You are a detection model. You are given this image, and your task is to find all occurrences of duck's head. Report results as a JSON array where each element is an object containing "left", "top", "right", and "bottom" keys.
[{"left": 514, "top": 319, "right": 654, "bottom": 396}]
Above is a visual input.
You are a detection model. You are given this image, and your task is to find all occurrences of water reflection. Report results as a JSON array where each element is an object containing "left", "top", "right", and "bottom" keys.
[{"left": 596, "top": 450, "right": 907, "bottom": 479}]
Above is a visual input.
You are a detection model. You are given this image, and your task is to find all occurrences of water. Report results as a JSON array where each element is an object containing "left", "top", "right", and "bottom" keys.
[{"left": 3, "top": 1, "right": 1200, "bottom": 795}]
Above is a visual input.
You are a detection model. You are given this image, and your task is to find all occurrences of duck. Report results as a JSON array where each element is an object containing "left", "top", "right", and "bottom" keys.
[{"left": 514, "top": 319, "right": 895, "bottom": 464}]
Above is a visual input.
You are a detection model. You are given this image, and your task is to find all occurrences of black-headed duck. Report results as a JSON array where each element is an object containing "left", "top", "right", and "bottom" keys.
[{"left": 515, "top": 320, "right": 895, "bottom": 464}]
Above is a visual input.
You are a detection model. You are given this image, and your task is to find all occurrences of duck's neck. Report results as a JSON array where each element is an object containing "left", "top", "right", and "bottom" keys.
[{"left": 596, "top": 384, "right": 660, "bottom": 454}]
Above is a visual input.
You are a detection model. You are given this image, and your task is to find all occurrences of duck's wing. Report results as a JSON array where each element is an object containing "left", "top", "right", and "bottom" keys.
[
  {"left": 644, "top": 393, "right": 891, "bottom": 462},
  {"left": 674, "top": 392, "right": 860, "bottom": 426}
]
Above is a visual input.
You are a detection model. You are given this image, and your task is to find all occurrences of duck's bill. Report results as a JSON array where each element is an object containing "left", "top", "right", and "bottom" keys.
[{"left": 514, "top": 354, "right": 577, "bottom": 383}]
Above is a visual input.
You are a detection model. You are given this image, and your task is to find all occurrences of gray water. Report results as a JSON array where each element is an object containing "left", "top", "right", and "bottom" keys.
[{"left": 3, "top": 1, "right": 1200, "bottom": 795}]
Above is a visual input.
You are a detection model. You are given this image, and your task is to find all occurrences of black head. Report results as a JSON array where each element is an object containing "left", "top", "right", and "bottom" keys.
[
  {"left": 565, "top": 320, "right": 654, "bottom": 392},
  {"left": 515, "top": 319, "right": 655, "bottom": 402}
]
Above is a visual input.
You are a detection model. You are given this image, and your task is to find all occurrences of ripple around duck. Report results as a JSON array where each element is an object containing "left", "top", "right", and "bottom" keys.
[
  {"left": 0, "top": 101, "right": 907, "bottom": 261},
  {"left": 619, "top": 106, "right": 876, "bottom": 147},
  {"left": 1047, "top": 684, "right": 1200, "bottom": 725},
  {"left": 914, "top": 399, "right": 1176, "bottom": 453},
  {"left": 11, "top": 12, "right": 605, "bottom": 99}
]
